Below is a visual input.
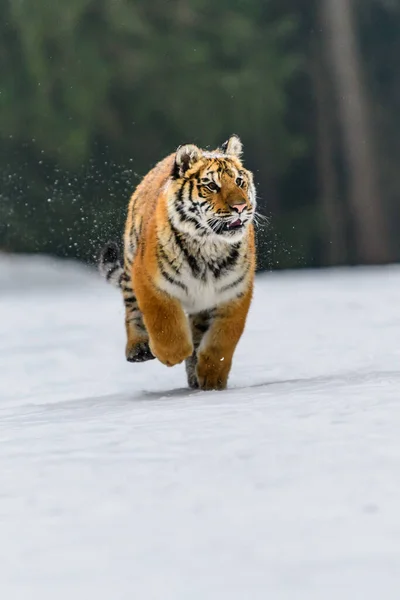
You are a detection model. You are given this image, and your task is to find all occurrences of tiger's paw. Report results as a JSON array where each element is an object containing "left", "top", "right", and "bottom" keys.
[
  {"left": 126, "top": 341, "right": 155, "bottom": 363},
  {"left": 150, "top": 338, "right": 193, "bottom": 368},
  {"left": 196, "top": 372, "right": 228, "bottom": 391},
  {"left": 196, "top": 354, "right": 231, "bottom": 391}
]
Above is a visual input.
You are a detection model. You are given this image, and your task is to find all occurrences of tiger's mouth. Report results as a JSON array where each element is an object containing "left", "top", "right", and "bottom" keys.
[
  {"left": 226, "top": 218, "right": 244, "bottom": 230},
  {"left": 207, "top": 216, "right": 248, "bottom": 236}
]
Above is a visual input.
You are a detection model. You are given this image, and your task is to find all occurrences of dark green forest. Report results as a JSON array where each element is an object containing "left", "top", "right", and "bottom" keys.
[{"left": 1, "top": 0, "right": 399, "bottom": 270}]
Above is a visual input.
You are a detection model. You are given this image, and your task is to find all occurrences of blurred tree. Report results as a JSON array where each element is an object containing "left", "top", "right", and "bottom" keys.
[
  {"left": 0, "top": 0, "right": 399, "bottom": 269},
  {"left": 321, "top": 0, "right": 393, "bottom": 264},
  {"left": 356, "top": 0, "right": 400, "bottom": 259},
  {"left": 312, "top": 32, "right": 347, "bottom": 266},
  {"left": 0, "top": 0, "right": 302, "bottom": 267}
]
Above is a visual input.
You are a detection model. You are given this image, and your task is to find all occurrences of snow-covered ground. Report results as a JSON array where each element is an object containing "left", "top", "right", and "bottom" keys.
[{"left": 1, "top": 254, "right": 400, "bottom": 599}]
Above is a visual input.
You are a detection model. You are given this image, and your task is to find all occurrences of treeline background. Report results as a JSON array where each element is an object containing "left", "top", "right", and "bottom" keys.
[{"left": 1, "top": 0, "right": 399, "bottom": 270}]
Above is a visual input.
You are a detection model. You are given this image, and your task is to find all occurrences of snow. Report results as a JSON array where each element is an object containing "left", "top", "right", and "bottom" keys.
[{"left": 1, "top": 254, "right": 400, "bottom": 599}]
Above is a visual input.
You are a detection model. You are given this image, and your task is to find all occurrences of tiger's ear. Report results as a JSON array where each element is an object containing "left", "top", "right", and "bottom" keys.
[
  {"left": 221, "top": 134, "right": 243, "bottom": 158},
  {"left": 174, "top": 144, "right": 201, "bottom": 177}
]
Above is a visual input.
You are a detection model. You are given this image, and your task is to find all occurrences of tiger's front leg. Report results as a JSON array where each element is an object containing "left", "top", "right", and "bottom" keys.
[
  {"left": 195, "top": 287, "right": 253, "bottom": 391},
  {"left": 133, "top": 268, "right": 193, "bottom": 367}
]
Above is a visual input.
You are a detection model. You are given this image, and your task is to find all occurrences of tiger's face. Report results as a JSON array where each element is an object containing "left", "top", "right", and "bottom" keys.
[{"left": 168, "top": 134, "right": 256, "bottom": 243}]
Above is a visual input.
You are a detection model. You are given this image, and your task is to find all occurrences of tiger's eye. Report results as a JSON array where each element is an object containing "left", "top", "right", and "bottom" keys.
[
  {"left": 236, "top": 177, "right": 244, "bottom": 187},
  {"left": 207, "top": 182, "right": 219, "bottom": 192}
]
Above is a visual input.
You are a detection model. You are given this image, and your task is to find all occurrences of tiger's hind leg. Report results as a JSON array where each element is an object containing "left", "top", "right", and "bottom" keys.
[
  {"left": 99, "top": 240, "right": 154, "bottom": 362},
  {"left": 121, "top": 270, "right": 155, "bottom": 363},
  {"left": 185, "top": 311, "right": 213, "bottom": 389}
]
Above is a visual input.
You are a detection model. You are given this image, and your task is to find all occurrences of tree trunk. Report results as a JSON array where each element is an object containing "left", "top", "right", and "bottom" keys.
[
  {"left": 321, "top": 0, "right": 392, "bottom": 264},
  {"left": 312, "top": 40, "right": 347, "bottom": 266}
]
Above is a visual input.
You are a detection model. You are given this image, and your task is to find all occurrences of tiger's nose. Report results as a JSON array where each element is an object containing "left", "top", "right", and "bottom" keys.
[{"left": 230, "top": 202, "right": 247, "bottom": 214}]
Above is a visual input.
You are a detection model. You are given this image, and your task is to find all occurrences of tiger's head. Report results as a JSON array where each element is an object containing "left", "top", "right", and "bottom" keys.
[{"left": 167, "top": 134, "right": 256, "bottom": 243}]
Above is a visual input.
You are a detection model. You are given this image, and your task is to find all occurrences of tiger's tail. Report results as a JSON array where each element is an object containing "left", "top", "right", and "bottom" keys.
[{"left": 98, "top": 241, "right": 124, "bottom": 288}]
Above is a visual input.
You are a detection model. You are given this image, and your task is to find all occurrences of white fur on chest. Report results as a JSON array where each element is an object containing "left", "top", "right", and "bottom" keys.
[
  {"left": 159, "top": 264, "right": 246, "bottom": 314},
  {"left": 156, "top": 233, "right": 250, "bottom": 313}
]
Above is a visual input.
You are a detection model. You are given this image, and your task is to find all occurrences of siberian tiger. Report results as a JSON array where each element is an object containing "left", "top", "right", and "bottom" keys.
[{"left": 99, "top": 134, "right": 256, "bottom": 390}]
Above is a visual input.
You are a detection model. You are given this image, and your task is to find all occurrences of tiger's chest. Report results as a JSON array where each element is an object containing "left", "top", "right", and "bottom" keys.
[{"left": 157, "top": 246, "right": 248, "bottom": 314}]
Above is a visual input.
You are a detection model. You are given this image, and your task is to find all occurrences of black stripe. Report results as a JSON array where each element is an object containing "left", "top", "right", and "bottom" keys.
[
  {"left": 171, "top": 158, "right": 180, "bottom": 179},
  {"left": 188, "top": 179, "right": 194, "bottom": 200},
  {"left": 219, "top": 272, "right": 246, "bottom": 293},
  {"left": 126, "top": 309, "right": 141, "bottom": 318},
  {"left": 157, "top": 252, "right": 188, "bottom": 292},
  {"left": 124, "top": 295, "right": 137, "bottom": 305},
  {"left": 176, "top": 181, "right": 186, "bottom": 205},
  {"left": 190, "top": 311, "right": 212, "bottom": 343},
  {"left": 175, "top": 204, "right": 200, "bottom": 226},
  {"left": 187, "top": 203, "right": 199, "bottom": 214},
  {"left": 126, "top": 314, "right": 143, "bottom": 323},
  {"left": 137, "top": 218, "right": 143, "bottom": 241},
  {"left": 106, "top": 264, "right": 120, "bottom": 280},
  {"left": 132, "top": 217, "right": 143, "bottom": 257},
  {"left": 158, "top": 244, "right": 181, "bottom": 275},
  {"left": 173, "top": 179, "right": 208, "bottom": 236},
  {"left": 126, "top": 312, "right": 146, "bottom": 331},
  {"left": 209, "top": 244, "right": 240, "bottom": 279},
  {"left": 129, "top": 210, "right": 138, "bottom": 242},
  {"left": 174, "top": 207, "right": 207, "bottom": 236},
  {"left": 161, "top": 270, "right": 188, "bottom": 292},
  {"left": 170, "top": 220, "right": 201, "bottom": 277},
  {"left": 121, "top": 279, "right": 133, "bottom": 290},
  {"left": 195, "top": 321, "right": 209, "bottom": 333}
]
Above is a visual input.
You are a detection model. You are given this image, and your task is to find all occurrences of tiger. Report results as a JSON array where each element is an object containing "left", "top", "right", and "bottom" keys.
[{"left": 99, "top": 134, "right": 256, "bottom": 391}]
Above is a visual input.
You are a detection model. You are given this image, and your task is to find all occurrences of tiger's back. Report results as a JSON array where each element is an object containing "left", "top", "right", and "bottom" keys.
[{"left": 123, "top": 153, "right": 175, "bottom": 271}]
